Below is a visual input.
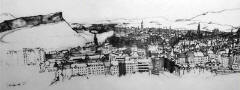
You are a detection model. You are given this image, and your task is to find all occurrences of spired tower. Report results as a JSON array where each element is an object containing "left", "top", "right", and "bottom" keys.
[
  {"left": 94, "top": 33, "right": 98, "bottom": 46},
  {"left": 197, "top": 23, "right": 201, "bottom": 38},
  {"left": 141, "top": 20, "right": 144, "bottom": 30},
  {"left": 94, "top": 33, "right": 99, "bottom": 52}
]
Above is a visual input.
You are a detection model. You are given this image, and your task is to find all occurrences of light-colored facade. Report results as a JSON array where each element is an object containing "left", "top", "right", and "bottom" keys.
[
  {"left": 110, "top": 61, "right": 119, "bottom": 75},
  {"left": 193, "top": 52, "right": 208, "bottom": 65},
  {"left": 219, "top": 55, "right": 229, "bottom": 68},
  {"left": 87, "top": 62, "right": 105, "bottom": 75},
  {"left": 208, "top": 50, "right": 216, "bottom": 60},
  {"left": 125, "top": 60, "right": 138, "bottom": 74},
  {"left": 137, "top": 58, "right": 152, "bottom": 72},
  {"left": 177, "top": 53, "right": 187, "bottom": 65},
  {"left": 71, "top": 63, "right": 88, "bottom": 76},
  {"left": 232, "top": 55, "right": 240, "bottom": 69}
]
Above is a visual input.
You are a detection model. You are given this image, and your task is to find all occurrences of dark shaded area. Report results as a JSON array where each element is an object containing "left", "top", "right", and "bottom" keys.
[
  {"left": 108, "top": 34, "right": 158, "bottom": 49},
  {"left": 169, "top": 37, "right": 183, "bottom": 48},
  {"left": 89, "top": 24, "right": 117, "bottom": 33},
  {"left": 118, "top": 61, "right": 126, "bottom": 76},
  {"left": 108, "top": 35, "right": 129, "bottom": 47},
  {"left": 163, "top": 58, "right": 180, "bottom": 73}
]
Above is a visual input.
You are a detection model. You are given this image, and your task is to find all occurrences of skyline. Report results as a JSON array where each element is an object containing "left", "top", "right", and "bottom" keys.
[
  {"left": 1, "top": 1, "right": 240, "bottom": 89},
  {"left": 1, "top": 0, "right": 240, "bottom": 31}
]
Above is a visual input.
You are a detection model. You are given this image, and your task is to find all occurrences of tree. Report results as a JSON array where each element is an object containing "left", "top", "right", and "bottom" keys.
[
  {"left": 236, "top": 28, "right": 240, "bottom": 37},
  {"left": 169, "top": 37, "right": 181, "bottom": 48},
  {"left": 123, "top": 48, "right": 132, "bottom": 56},
  {"left": 89, "top": 24, "right": 117, "bottom": 33},
  {"left": 236, "top": 28, "right": 240, "bottom": 44}
]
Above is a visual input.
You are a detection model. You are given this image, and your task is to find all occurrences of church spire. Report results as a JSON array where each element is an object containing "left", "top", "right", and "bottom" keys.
[
  {"left": 141, "top": 20, "right": 144, "bottom": 30},
  {"left": 94, "top": 33, "right": 98, "bottom": 46},
  {"left": 197, "top": 23, "right": 201, "bottom": 38}
]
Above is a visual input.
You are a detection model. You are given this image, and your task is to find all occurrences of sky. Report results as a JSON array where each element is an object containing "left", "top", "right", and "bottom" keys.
[{"left": 1, "top": 0, "right": 240, "bottom": 31}]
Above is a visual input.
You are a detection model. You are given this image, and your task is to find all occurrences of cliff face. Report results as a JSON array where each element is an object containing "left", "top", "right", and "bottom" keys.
[
  {"left": 0, "top": 12, "right": 83, "bottom": 51},
  {"left": 0, "top": 12, "right": 114, "bottom": 51},
  {"left": 0, "top": 12, "right": 64, "bottom": 33}
]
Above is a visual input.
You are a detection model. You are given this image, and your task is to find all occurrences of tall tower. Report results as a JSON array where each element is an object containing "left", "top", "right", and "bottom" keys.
[
  {"left": 94, "top": 33, "right": 98, "bottom": 45},
  {"left": 141, "top": 20, "right": 144, "bottom": 30},
  {"left": 197, "top": 23, "right": 201, "bottom": 38}
]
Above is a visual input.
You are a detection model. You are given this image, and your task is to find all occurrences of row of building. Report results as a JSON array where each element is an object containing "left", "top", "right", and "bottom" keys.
[
  {"left": 175, "top": 49, "right": 240, "bottom": 70},
  {"left": 2, "top": 48, "right": 45, "bottom": 66},
  {"left": 66, "top": 57, "right": 152, "bottom": 76}
]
